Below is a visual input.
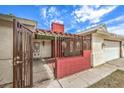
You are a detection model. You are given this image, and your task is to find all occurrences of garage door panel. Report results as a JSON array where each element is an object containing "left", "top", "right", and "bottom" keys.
[
  {"left": 104, "top": 40, "right": 120, "bottom": 62},
  {"left": 104, "top": 41, "right": 120, "bottom": 47}
]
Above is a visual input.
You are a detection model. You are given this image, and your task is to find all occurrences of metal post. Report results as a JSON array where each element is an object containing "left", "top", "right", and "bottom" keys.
[{"left": 55, "top": 36, "right": 57, "bottom": 58}]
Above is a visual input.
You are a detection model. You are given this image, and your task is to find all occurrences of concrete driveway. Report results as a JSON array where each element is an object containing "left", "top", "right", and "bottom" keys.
[{"left": 35, "top": 58, "right": 124, "bottom": 88}]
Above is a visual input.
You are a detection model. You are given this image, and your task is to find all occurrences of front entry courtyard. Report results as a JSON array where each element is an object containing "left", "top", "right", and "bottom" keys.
[
  {"left": 1, "top": 58, "right": 124, "bottom": 88},
  {"left": 33, "top": 58, "right": 124, "bottom": 88}
]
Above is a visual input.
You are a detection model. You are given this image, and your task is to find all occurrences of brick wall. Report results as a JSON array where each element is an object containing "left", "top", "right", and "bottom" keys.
[{"left": 51, "top": 22, "right": 64, "bottom": 33}]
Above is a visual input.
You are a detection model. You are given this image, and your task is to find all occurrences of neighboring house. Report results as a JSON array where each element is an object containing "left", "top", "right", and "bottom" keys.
[
  {"left": 0, "top": 13, "right": 37, "bottom": 85},
  {"left": 78, "top": 24, "right": 124, "bottom": 67}
]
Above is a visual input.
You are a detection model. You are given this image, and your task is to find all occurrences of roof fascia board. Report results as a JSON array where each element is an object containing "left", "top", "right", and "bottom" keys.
[
  {"left": 0, "top": 13, "right": 37, "bottom": 27},
  {"left": 96, "top": 31, "right": 124, "bottom": 40}
]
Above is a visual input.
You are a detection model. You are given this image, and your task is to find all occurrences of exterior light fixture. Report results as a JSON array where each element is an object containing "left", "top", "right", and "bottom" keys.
[
  {"left": 102, "top": 43, "right": 105, "bottom": 48},
  {"left": 42, "top": 41, "right": 45, "bottom": 46}
]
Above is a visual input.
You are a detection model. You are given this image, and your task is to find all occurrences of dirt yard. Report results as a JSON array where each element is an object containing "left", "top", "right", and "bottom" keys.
[{"left": 89, "top": 69, "right": 124, "bottom": 88}]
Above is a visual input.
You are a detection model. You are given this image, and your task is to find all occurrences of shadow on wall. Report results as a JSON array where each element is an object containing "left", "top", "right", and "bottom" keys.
[
  {"left": 0, "top": 60, "right": 13, "bottom": 88},
  {"left": 33, "top": 59, "right": 54, "bottom": 87}
]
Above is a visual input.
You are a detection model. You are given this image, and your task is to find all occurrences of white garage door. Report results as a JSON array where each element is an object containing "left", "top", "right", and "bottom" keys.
[{"left": 103, "top": 40, "right": 120, "bottom": 62}]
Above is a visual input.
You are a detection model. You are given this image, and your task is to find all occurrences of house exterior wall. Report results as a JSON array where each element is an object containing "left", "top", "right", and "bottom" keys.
[
  {"left": 92, "top": 33, "right": 123, "bottom": 67},
  {"left": 0, "top": 19, "right": 13, "bottom": 85},
  {"left": 0, "top": 60, "right": 13, "bottom": 85},
  {"left": 92, "top": 33, "right": 105, "bottom": 67},
  {"left": 40, "top": 40, "right": 51, "bottom": 58},
  {"left": 121, "top": 41, "right": 124, "bottom": 57},
  {"left": 33, "top": 39, "right": 52, "bottom": 59},
  {"left": 0, "top": 18, "right": 36, "bottom": 85}
]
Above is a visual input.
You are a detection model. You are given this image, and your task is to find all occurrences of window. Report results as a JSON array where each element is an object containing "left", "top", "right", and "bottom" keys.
[
  {"left": 62, "top": 37, "right": 83, "bottom": 57},
  {"left": 83, "top": 35, "right": 91, "bottom": 50}
]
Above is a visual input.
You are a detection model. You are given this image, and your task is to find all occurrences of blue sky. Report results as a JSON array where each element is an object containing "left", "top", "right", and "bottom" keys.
[{"left": 0, "top": 5, "right": 124, "bottom": 35}]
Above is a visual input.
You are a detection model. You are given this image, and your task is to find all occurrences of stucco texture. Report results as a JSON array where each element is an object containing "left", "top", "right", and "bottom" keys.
[
  {"left": 0, "top": 19, "right": 13, "bottom": 85},
  {"left": 92, "top": 33, "right": 124, "bottom": 67}
]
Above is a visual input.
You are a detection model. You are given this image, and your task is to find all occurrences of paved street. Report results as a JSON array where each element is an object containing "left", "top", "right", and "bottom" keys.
[{"left": 34, "top": 58, "right": 124, "bottom": 88}]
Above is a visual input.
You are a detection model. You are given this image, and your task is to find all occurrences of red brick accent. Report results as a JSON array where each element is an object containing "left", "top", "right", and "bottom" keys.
[
  {"left": 51, "top": 22, "right": 64, "bottom": 33},
  {"left": 55, "top": 50, "right": 91, "bottom": 79}
]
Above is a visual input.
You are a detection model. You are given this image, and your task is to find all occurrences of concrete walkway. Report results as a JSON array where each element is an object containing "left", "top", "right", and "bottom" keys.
[
  {"left": 33, "top": 59, "right": 54, "bottom": 83},
  {"left": 34, "top": 58, "right": 124, "bottom": 88}
]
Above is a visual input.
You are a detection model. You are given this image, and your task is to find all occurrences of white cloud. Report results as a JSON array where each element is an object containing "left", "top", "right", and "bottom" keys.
[
  {"left": 73, "top": 5, "right": 118, "bottom": 23},
  {"left": 40, "top": 6, "right": 62, "bottom": 27},
  {"left": 40, "top": 7, "right": 47, "bottom": 18},
  {"left": 105, "top": 15, "right": 124, "bottom": 25},
  {"left": 105, "top": 15, "right": 124, "bottom": 36},
  {"left": 48, "top": 6, "right": 60, "bottom": 18},
  {"left": 76, "top": 29, "right": 81, "bottom": 33},
  {"left": 93, "top": 5, "right": 100, "bottom": 9},
  {"left": 40, "top": 6, "right": 59, "bottom": 18},
  {"left": 85, "top": 24, "right": 98, "bottom": 29},
  {"left": 108, "top": 23, "right": 124, "bottom": 36},
  {"left": 48, "top": 7, "right": 63, "bottom": 25},
  {"left": 65, "top": 25, "right": 74, "bottom": 33},
  {"left": 50, "top": 19, "right": 64, "bottom": 24},
  {"left": 48, "top": 7, "right": 56, "bottom": 13},
  {"left": 76, "top": 24, "right": 98, "bottom": 33}
]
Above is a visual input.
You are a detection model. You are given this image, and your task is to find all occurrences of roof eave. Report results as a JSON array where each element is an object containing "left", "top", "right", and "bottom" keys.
[{"left": 0, "top": 13, "right": 37, "bottom": 27}]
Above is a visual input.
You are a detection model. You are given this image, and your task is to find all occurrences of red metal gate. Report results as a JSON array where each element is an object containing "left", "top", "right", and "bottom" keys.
[{"left": 13, "top": 19, "right": 33, "bottom": 88}]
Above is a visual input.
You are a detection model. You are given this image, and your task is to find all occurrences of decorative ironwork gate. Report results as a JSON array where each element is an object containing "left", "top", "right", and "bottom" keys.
[{"left": 13, "top": 19, "right": 33, "bottom": 88}]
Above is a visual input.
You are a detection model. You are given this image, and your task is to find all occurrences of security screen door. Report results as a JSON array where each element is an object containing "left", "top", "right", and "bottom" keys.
[{"left": 13, "top": 19, "right": 33, "bottom": 88}]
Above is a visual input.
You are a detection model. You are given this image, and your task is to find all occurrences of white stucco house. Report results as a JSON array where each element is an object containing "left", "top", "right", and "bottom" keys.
[{"left": 78, "top": 24, "right": 124, "bottom": 67}]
